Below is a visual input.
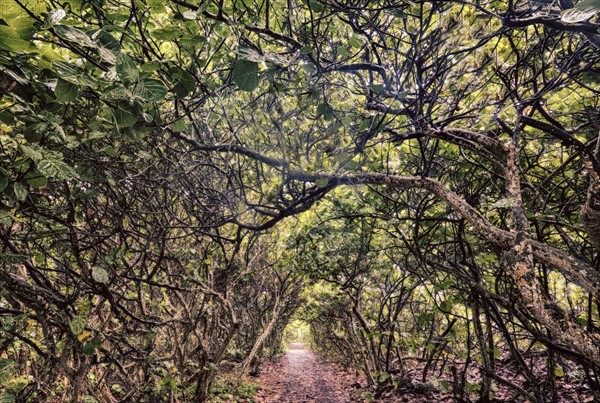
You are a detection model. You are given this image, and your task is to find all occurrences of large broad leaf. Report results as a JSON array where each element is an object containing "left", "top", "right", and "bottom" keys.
[
  {"left": 0, "top": 253, "right": 28, "bottom": 264},
  {"left": 42, "top": 9, "right": 66, "bottom": 30},
  {"left": 233, "top": 60, "right": 259, "bottom": 91},
  {"left": 55, "top": 78, "right": 79, "bottom": 102},
  {"left": 53, "top": 61, "right": 83, "bottom": 83},
  {"left": 25, "top": 171, "right": 48, "bottom": 188},
  {"left": 123, "top": 124, "right": 150, "bottom": 142},
  {"left": 82, "top": 337, "right": 102, "bottom": 356},
  {"left": 153, "top": 28, "right": 182, "bottom": 41},
  {"left": 111, "top": 103, "right": 138, "bottom": 128},
  {"left": 238, "top": 46, "right": 265, "bottom": 62},
  {"left": 92, "top": 30, "right": 121, "bottom": 51},
  {"left": 170, "top": 119, "right": 187, "bottom": 132},
  {"left": 54, "top": 25, "right": 97, "bottom": 47},
  {"left": 12, "top": 182, "right": 27, "bottom": 201},
  {"left": 70, "top": 315, "right": 88, "bottom": 336},
  {"left": 561, "top": 0, "right": 600, "bottom": 23},
  {"left": 53, "top": 61, "right": 96, "bottom": 87},
  {"left": 98, "top": 47, "right": 118, "bottom": 65},
  {"left": 92, "top": 266, "right": 109, "bottom": 283},
  {"left": 0, "top": 26, "right": 30, "bottom": 52},
  {"left": 133, "top": 78, "right": 168, "bottom": 101},
  {"left": 20, "top": 145, "right": 43, "bottom": 162},
  {"left": 37, "top": 158, "right": 77, "bottom": 180},
  {"left": 315, "top": 178, "right": 329, "bottom": 188},
  {"left": 316, "top": 102, "right": 334, "bottom": 120},
  {"left": 115, "top": 53, "right": 139, "bottom": 84},
  {"left": 0, "top": 175, "right": 8, "bottom": 193},
  {"left": 169, "top": 67, "right": 196, "bottom": 97}
]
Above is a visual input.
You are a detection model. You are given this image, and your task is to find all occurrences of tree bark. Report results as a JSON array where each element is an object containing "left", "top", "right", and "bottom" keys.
[
  {"left": 239, "top": 294, "right": 281, "bottom": 376},
  {"left": 504, "top": 145, "right": 600, "bottom": 367}
]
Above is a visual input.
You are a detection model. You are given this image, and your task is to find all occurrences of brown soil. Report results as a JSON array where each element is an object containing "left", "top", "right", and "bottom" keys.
[{"left": 255, "top": 343, "right": 364, "bottom": 402}]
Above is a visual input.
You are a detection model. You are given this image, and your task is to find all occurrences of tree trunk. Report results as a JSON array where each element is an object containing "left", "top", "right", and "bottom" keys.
[
  {"left": 505, "top": 145, "right": 600, "bottom": 367},
  {"left": 238, "top": 295, "right": 281, "bottom": 376}
]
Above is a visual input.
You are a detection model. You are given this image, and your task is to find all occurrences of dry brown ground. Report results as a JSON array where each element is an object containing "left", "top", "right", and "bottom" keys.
[
  {"left": 254, "top": 343, "right": 364, "bottom": 402},
  {"left": 253, "top": 344, "right": 597, "bottom": 402}
]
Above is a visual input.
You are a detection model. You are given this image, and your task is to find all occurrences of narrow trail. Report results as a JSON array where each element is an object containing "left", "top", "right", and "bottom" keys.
[{"left": 255, "top": 343, "right": 362, "bottom": 402}]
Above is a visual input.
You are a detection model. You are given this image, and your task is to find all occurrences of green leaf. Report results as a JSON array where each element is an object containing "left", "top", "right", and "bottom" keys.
[
  {"left": 417, "top": 312, "right": 434, "bottom": 326},
  {"left": 300, "top": 46, "right": 313, "bottom": 54},
  {"left": 169, "top": 67, "right": 196, "bottom": 97},
  {"left": 182, "top": 9, "right": 197, "bottom": 19},
  {"left": 369, "top": 84, "right": 384, "bottom": 94},
  {"left": 83, "top": 337, "right": 102, "bottom": 356},
  {"left": 54, "top": 25, "right": 97, "bottom": 47},
  {"left": 141, "top": 62, "right": 163, "bottom": 74},
  {"left": 349, "top": 34, "right": 365, "bottom": 48},
  {"left": 24, "top": 125, "right": 44, "bottom": 143},
  {"left": 302, "top": 63, "right": 317, "bottom": 73},
  {"left": 307, "top": 0, "right": 325, "bottom": 12},
  {"left": 55, "top": 78, "right": 79, "bottom": 102},
  {"left": 20, "top": 145, "right": 43, "bottom": 161},
  {"left": 70, "top": 315, "right": 88, "bottom": 336},
  {"left": 101, "top": 146, "right": 118, "bottom": 157},
  {"left": 0, "top": 176, "right": 8, "bottom": 193},
  {"left": 0, "top": 26, "right": 30, "bottom": 52},
  {"left": 378, "top": 371, "right": 389, "bottom": 383},
  {"left": 170, "top": 119, "right": 187, "bottom": 132},
  {"left": 53, "top": 61, "right": 83, "bottom": 84},
  {"left": 116, "top": 53, "right": 139, "bottom": 84},
  {"left": 338, "top": 46, "right": 350, "bottom": 57},
  {"left": 103, "top": 85, "right": 131, "bottom": 101},
  {"left": 42, "top": 9, "right": 67, "bottom": 30},
  {"left": 0, "top": 253, "right": 28, "bottom": 264},
  {"left": 123, "top": 124, "right": 149, "bottom": 142},
  {"left": 0, "top": 392, "right": 15, "bottom": 403},
  {"left": 98, "top": 47, "right": 118, "bottom": 64},
  {"left": 153, "top": 28, "right": 182, "bottom": 41},
  {"left": 343, "top": 160, "right": 358, "bottom": 170},
  {"left": 134, "top": 78, "right": 168, "bottom": 101},
  {"left": 554, "top": 365, "right": 565, "bottom": 377},
  {"left": 465, "top": 381, "right": 481, "bottom": 393},
  {"left": 13, "top": 182, "right": 27, "bottom": 201},
  {"left": 561, "top": 0, "right": 600, "bottom": 23},
  {"left": 315, "top": 178, "right": 329, "bottom": 188},
  {"left": 37, "top": 158, "right": 76, "bottom": 180},
  {"left": 93, "top": 30, "right": 121, "bottom": 51},
  {"left": 233, "top": 60, "right": 259, "bottom": 91},
  {"left": 237, "top": 46, "right": 265, "bottom": 63},
  {"left": 92, "top": 266, "right": 109, "bottom": 283},
  {"left": 439, "top": 299, "right": 453, "bottom": 312},
  {"left": 316, "top": 103, "right": 334, "bottom": 120},
  {"left": 25, "top": 171, "right": 48, "bottom": 188},
  {"left": 111, "top": 103, "right": 138, "bottom": 128}
]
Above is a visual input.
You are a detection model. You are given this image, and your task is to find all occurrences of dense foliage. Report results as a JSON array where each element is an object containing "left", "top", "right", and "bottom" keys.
[{"left": 1, "top": 0, "right": 600, "bottom": 401}]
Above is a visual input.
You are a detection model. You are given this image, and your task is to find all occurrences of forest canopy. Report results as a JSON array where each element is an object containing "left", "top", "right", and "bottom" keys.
[{"left": 0, "top": 0, "right": 600, "bottom": 401}]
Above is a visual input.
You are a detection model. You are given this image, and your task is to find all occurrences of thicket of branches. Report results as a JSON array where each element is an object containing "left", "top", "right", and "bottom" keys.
[{"left": 0, "top": 0, "right": 599, "bottom": 401}]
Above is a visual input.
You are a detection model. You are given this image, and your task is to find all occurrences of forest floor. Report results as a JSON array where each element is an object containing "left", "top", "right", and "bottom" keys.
[
  {"left": 250, "top": 344, "right": 598, "bottom": 403},
  {"left": 254, "top": 343, "right": 364, "bottom": 402}
]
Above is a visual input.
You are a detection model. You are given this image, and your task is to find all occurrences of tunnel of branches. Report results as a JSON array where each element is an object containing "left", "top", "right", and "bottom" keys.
[{"left": 0, "top": 0, "right": 600, "bottom": 401}]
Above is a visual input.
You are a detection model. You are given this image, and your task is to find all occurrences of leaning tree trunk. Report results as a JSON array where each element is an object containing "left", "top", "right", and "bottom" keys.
[
  {"left": 238, "top": 295, "right": 281, "bottom": 377},
  {"left": 505, "top": 145, "right": 600, "bottom": 367}
]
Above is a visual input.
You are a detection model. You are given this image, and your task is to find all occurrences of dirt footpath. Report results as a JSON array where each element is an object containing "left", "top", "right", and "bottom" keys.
[{"left": 255, "top": 343, "right": 363, "bottom": 402}]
